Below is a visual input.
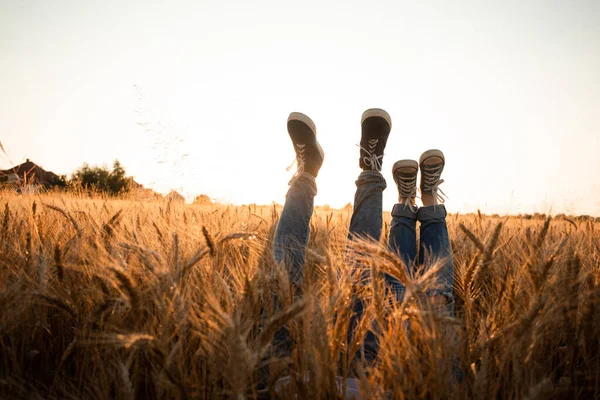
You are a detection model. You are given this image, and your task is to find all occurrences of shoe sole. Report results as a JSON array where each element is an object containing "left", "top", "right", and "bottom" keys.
[
  {"left": 361, "top": 108, "right": 392, "bottom": 128},
  {"left": 287, "top": 112, "right": 325, "bottom": 160},
  {"left": 288, "top": 112, "right": 316, "bottom": 134},
  {"left": 419, "top": 149, "right": 445, "bottom": 166},
  {"left": 392, "top": 159, "right": 418, "bottom": 175}
]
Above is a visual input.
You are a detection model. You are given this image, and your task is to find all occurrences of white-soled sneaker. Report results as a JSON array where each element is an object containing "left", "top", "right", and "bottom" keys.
[
  {"left": 287, "top": 112, "right": 324, "bottom": 181},
  {"left": 419, "top": 149, "right": 447, "bottom": 205},
  {"left": 359, "top": 108, "right": 391, "bottom": 171},
  {"left": 392, "top": 159, "right": 419, "bottom": 212}
]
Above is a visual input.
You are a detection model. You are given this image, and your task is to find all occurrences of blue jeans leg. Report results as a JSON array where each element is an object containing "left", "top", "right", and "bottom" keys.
[
  {"left": 417, "top": 205, "right": 462, "bottom": 382},
  {"left": 387, "top": 203, "right": 418, "bottom": 302},
  {"left": 273, "top": 172, "right": 317, "bottom": 288},
  {"left": 346, "top": 170, "right": 386, "bottom": 366},
  {"left": 271, "top": 172, "right": 317, "bottom": 360},
  {"left": 417, "top": 205, "right": 455, "bottom": 316},
  {"left": 347, "top": 170, "right": 387, "bottom": 241}
]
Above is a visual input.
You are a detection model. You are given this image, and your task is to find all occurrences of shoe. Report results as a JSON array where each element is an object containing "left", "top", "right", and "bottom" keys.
[
  {"left": 392, "top": 159, "right": 418, "bottom": 211},
  {"left": 419, "top": 149, "right": 447, "bottom": 205},
  {"left": 359, "top": 109, "right": 391, "bottom": 171},
  {"left": 287, "top": 112, "right": 324, "bottom": 179},
  {"left": 336, "top": 376, "right": 362, "bottom": 399},
  {"left": 260, "top": 375, "right": 362, "bottom": 399}
]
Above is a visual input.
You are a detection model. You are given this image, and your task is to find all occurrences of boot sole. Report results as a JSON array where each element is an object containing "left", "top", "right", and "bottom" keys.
[
  {"left": 419, "top": 149, "right": 445, "bottom": 166},
  {"left": 361, "top": 108, "right": 392, "bottom": 128},
  {"left": 392, "top": 159, "right": 418, "bottom": 175},
  {"left": 288, "top": 112, "right": 316, "bottom": 134}
]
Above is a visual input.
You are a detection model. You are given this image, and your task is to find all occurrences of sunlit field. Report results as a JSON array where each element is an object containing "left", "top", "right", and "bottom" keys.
[{"left": 0, "top": 190, "right": 598, "bottom": 399}]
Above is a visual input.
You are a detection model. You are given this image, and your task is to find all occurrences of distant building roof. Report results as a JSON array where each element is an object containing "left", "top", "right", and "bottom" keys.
[{"left": 0, "top": 159, "right": 60, "bottom": 186}]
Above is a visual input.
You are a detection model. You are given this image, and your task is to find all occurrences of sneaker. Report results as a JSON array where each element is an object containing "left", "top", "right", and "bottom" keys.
[
  {"left": 336, "top": 376, "right": 362, "bottom": 399},
  {"left": 419, "top": 149, "right": 447, "bottom": 205},
  {"left": 392, "top": 159, "right": 418, "bottom": 211},
  {"left": 287, "top": 112, "right": 324, "bottom": 179},
  {"left": 260, "top": 375, "right": 362, "bottom": 399},
  {"left": 359, "top": 109, "right": 391, "bottom": 171}
]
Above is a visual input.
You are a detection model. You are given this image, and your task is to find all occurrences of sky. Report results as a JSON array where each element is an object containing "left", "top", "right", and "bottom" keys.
[{"left": 1, "top": 0, "right": 599, "bottom": 216}]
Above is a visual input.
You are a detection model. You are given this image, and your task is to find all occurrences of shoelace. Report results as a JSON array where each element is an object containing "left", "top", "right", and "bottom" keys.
[
  {"left": 286, "top": 143, "right": 305, "bottom": 185},
  {"left": 421, "top": 164, "right": 448, "bottom": 205},
  {"left": 358, "top": 139, "right": 383, "bottom": 170},
  {"left": 396, "top": 174, "right": 418, "bottom": 212}
]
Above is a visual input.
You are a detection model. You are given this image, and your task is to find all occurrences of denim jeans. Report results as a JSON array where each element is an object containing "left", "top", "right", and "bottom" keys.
[
  {"left": 345, "top": 171, "right": 454, "bottom": 364},
  {"left": 273, "top": 172, "right": 317, "bottom": 287},
  {"left": 387, "top": 202, "right": 455, "bottom": 310},
  {"left": 272, "top": 170, "right": 455, "bottom": 361},
  {"left": 346, "top": 170, "right": 454, "bottom": 310}
]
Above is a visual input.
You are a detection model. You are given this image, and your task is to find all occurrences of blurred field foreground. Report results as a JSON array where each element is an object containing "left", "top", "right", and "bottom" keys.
[{"left": 0, "top": 191, "right": 598, "bottom": 399}]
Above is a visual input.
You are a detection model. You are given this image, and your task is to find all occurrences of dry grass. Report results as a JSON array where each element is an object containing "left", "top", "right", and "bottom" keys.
[{"left": 0, "top": 190, "right": 598, "bottom": 399}]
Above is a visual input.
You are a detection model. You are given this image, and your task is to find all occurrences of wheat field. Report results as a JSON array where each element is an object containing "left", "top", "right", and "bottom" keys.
[{"left": 0, "top": 191, "right": 598, "bottom": 399}]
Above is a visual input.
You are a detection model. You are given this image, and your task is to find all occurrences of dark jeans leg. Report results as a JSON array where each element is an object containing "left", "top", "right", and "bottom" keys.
[
  {"left": 273, "top": 172, "right": 317, "bottom": 287},
  {"left": 346, "top": 170, "right": 386, "bottom": 366},
  {"left": 417, "top": 205, "right": 462, "bottom": 382},
  {"left": 271, "top": 173, "right": 317, "bottom": 361},
  {"left": 347, "top": 170, "right": 387, "bottom": 241},
  {"left": 417, "top": 205, "right": 454, "bottom": 316},
  {"left": 387, "top": 203, "right": 418, "bottom": 302}
]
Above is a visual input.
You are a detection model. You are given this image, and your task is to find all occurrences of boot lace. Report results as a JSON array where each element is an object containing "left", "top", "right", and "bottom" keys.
[
  {"left": 421, "top": 163, "right": 448, "bottom": 205},
  {"left": 359, "top": 139, "right": 383, "bottom": 170},
  {"left": 396, "top": 173, "right": 418, "bottom": 212}
]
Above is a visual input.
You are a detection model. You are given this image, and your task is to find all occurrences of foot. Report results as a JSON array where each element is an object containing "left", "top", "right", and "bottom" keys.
[
  {"left": 287, "top": 112, "right": 324, "bottom": 178},
  {"left": 260, "top": 375, "right": 362, "bottom": 399},
  {"left": 392, "top": 159, "right": 418, "bottom": 211},
  {"left": 419, "top": 149, "right": 446, "bottom": 206},
  {"left": 336, "top": 376, "right": 362, "bottom": 399},
  {"left": 359, "top": 108, "right": 391, "bottom": 171}
]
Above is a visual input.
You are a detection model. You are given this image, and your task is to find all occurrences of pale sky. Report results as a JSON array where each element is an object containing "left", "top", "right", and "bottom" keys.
[{"left": 1, "top": 0, "right": 599, "bottom": 216}]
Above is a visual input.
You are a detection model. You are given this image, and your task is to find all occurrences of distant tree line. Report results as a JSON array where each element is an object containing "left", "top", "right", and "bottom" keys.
[{"left": 70, "top": 160, "right": 132, "bottom": 195}]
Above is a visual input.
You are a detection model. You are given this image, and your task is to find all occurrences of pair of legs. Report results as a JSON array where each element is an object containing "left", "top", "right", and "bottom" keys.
[
  {"left": 271, "top": 110, "right": 454, "bottom": 385},
  {"left": 350, "top": 171, "right": 454, "bottom": 310},
  {"left": 273, "top": 109, "right": 454, "bottom": 309}
]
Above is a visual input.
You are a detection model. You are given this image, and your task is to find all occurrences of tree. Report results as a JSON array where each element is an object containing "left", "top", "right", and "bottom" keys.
[
  {"left": 51, "top": 174, "right": 68, "bottom": 188},
  {"left": 71, "top": 160, "right": 131, "bottom": 195},
  {"left": 107, "top": 160, "right": 129, "bottom": 194}
]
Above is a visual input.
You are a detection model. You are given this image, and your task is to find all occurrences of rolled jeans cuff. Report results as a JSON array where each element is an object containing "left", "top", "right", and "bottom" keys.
[
  {"left": 391, "top": 203, "right": 418, "bottom": 219},
  {"left": 359, "top": 169, "right": 384, "bottom": 178},
  {"left": 288, "top": 172, "right": 317, "bottom": 196},
  {"left": 356, "top": 170, "right": 387, "bottom": 187},
  {"left": 417, "top": 204, "right": 447, "bottom": 221}
]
